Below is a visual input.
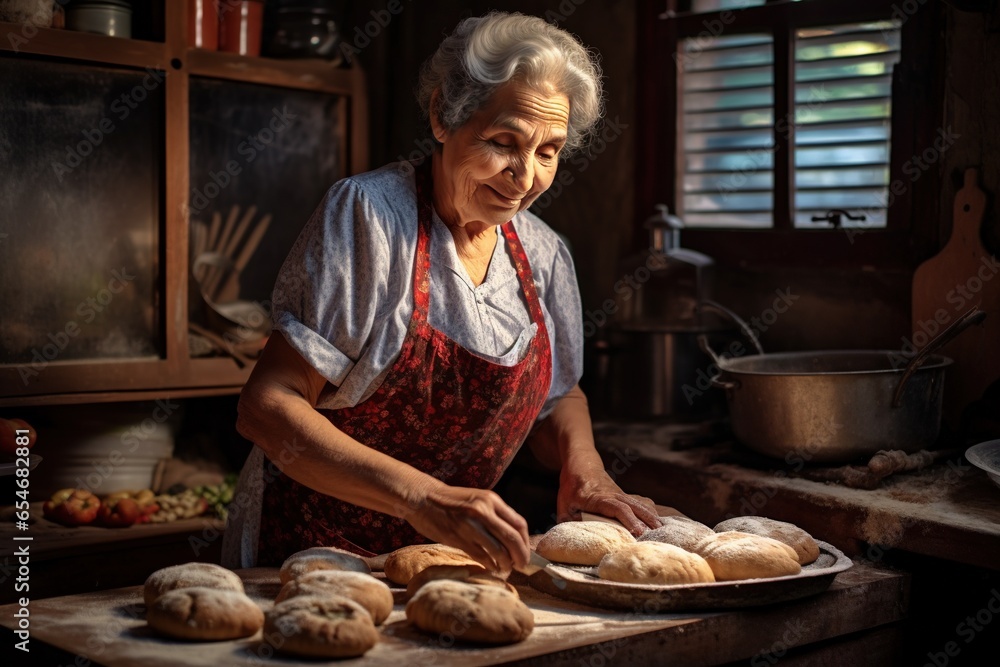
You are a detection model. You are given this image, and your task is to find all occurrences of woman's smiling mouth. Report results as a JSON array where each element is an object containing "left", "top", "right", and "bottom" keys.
[{"left": 486, "top": 184, "right": 525, "bottom": 206}]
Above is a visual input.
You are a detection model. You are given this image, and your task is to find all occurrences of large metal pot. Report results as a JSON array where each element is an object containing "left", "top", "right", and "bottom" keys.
[{"left": 700, "top": 307, "right": 985, "bottom": 463}]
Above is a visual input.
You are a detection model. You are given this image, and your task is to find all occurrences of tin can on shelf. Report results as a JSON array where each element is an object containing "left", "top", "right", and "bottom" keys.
[{"left": 66, "top": 0, "right": 132, "bottom": 38}]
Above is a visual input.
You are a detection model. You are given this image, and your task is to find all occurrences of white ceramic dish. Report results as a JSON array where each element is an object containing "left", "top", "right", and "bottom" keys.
[{"left": 966, "top": 440, "right": 1000, "bottom": 490}]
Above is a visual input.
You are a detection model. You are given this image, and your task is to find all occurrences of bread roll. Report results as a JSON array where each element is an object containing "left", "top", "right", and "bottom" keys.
[
  {"left": 382, "top": 543, "right": 480, "bottom": 585},
  {"left": 598, "top": 542, "right": 715, "bottom": 585},
  {"left": 405, "top": 564, "right": 517, "bottom": 599},
  {"left": 693, "top": 531, "right": 801, "bottom": 581},
  {"left": 278, "top": 546, "right": 371, "bottom": 585},
  {"left": 638, "top": 516, "right": 715, "bottom": 553},
  {"left": 713, "top": 516, "right": 820, "bottom": 565},
  {"left": 143, "top": 562, "right": 244, "bottom": 607},
  {"left": 275, "top": 570, "right": 394, "bottom": 625},
  {"left": 535, "top": 521, "right": 635, "bottom": 566},
  {"left": 147, "top": 587, "right": 263, "bottom": 641},
  {"left": 405, "top": 580, "right": 533, "bottom": 644},
  {"left": 264, "top": 594, "right": 379, "bottom": 659}
]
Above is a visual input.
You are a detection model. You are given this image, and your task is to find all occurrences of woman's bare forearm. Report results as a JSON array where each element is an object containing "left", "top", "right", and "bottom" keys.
[
  {"left": 527, "top": 384, "right": 605, "bottom": 478},
  {"left": 236, "top": 333, "right": 442, "bottom": 520},
  {"left": 528, "top": 385, "right": 659, "bottom": 532},
  {"left": 238, "top": 384, "right": 439, "bottom": 519}
]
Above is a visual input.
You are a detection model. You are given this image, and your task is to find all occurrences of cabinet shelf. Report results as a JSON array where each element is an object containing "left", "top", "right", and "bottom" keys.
[
  {"left": 0, "top": 20, "right": 168, "bottom": 69},
  {"left": 187, "top": 49, "right": 356, "bottom": 94},
  {"left": 0, "top": 21, "right": 359, "bottom": 94},
  {"left": 0, "top": 5, "right": 367, "bottom": 408}
]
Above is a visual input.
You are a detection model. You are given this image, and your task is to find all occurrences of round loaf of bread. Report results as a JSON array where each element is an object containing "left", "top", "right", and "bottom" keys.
[
  {"left": 694, "top": 531, "right": 801, "bottom": 581},
  {"left": 405, "top": 564, "right": 517, "bottom": 599},
  {"left": 405, "top": 580, "right": 533, "bottom": 644},
  {"left": 638, "top": 516, "right": 716, "bottom": 553},
  {"left": 143, "top": 562, "right": 244, "bottom": 607},
  {"left": 713, "top": 516, "right": 820, "bottom": 565},
  {"left": 147, "top": 587, "right": 263, "bottom": 641},
  {"left": 264, "top": 594, "right": 379, "bottom": 659},
  {"left": 598, "top": 542, "right": 716, "bottom": 585},
  {"left": 278, "top": 547, "right": 371, "bottom": 585},
  {"left": 275, "top": 570, "right": 394, "bottom": 625},
  {"left": 382, "top": 543, "right": 480, "bottom": 585},
  {"left": 535, "top": 521, "right": 636, "bottom": 566}
]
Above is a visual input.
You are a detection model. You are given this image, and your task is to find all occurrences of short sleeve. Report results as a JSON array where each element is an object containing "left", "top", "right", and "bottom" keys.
[
  {"left": 536, "top": 235, "right": 584, "bottom": 420},
  {"left": 270, "top": 179, "right": 391, "bottom": 386}
]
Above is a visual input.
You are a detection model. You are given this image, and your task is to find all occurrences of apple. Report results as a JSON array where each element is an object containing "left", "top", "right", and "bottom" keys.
[
  {"left": 43, "top": 489, "right": 101, "bottom": 526},
  {"left": 97, "top": 497, "right": 141, "bottom": 528},
  {"left": 0, "top": 417, "right": 36, "bottom": 457}
]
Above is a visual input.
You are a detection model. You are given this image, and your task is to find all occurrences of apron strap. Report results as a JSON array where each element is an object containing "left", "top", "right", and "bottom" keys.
[
  {"left": 501, "top": 221, "right": 548, "bottom": 331},
  {"left": 411, "top": 159, "right": 434, "bottom": 322}
]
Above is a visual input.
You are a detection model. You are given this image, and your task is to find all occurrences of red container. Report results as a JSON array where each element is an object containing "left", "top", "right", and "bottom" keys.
[
  {"left": 218, "top": 0, "right": 264, "bottom": 57},
  {"left": 188, "top": 0, "right": 219, "bottom": 50}
]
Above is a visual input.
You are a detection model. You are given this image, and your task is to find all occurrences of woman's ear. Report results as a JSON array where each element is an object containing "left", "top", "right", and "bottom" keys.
[{"left": 429, "top": 89, "right": 448, "bottom": 143}]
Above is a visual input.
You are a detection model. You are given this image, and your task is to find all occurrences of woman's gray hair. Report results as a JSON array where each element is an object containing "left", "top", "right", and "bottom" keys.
[{"left": 417, "top": 12, "right": 604, "bottom": 156}]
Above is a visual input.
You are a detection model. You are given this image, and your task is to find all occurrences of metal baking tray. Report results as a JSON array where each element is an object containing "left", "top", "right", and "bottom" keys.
[{"left": 528, "top": 540, "right": 852, "bottom": 612}]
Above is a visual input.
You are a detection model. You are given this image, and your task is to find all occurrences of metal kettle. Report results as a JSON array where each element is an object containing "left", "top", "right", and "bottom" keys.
[{"left": 594, "top": 205, "right": 737, "bottom": 421}]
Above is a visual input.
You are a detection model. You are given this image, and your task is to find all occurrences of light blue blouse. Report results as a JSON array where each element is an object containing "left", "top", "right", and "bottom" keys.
[{"left": 270, "top": 161, "right": 583, "bottom": 420}]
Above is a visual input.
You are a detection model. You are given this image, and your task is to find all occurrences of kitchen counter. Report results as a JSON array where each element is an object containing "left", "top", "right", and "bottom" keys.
[
  {"left": 0, "top": 561, "right": 907, "bottom": 666},
  {"left": 592, "top": 421, "right": 1000, "bottom": 570}
]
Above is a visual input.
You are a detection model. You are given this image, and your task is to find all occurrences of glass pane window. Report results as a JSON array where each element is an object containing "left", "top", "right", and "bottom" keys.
[
  {"left": 680, "top": 33, "right": 775, "bottom": 229},
  {"left": 794, "top": 21, "right": 900, "bottom": 228},
  {"left": 678, "top": 16, "right": 901, "bottom": 229}
]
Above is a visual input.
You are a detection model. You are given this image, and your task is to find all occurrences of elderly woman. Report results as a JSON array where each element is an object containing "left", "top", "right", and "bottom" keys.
[{"left": 223, "top": 12, "right": 659, "bottom": 574}]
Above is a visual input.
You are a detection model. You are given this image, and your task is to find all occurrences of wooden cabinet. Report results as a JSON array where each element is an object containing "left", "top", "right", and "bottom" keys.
[{"left": 0, "top": 5, "right": 367, "bottom": 407}]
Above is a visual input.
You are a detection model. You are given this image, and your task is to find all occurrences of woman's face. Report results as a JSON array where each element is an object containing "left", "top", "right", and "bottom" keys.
[{"left": 431, "top": 80, "right": 570, "bottom": 231}]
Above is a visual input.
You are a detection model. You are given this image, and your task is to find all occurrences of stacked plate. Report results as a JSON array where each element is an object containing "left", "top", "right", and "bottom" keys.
[
  {"left": 29, "top": 402, "right": 178, "bottom": 498},
  {"left": 966, "top": 440, "right": 1000, "bottom": 491}
]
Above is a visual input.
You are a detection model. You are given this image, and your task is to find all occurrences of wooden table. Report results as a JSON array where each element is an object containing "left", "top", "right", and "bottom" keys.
[{"left": 0, "top": 562, "right": 907, "bottom": 666}]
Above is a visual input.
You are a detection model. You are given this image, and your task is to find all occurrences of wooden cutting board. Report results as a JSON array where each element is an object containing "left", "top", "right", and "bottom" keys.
[{"left": 912, "top": 167, "right": 1000, "bottom": 428}]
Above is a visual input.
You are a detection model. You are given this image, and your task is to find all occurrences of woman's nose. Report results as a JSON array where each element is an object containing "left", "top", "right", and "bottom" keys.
[{"left": 508, "top": 159, "right": 533, "bottom": 193}]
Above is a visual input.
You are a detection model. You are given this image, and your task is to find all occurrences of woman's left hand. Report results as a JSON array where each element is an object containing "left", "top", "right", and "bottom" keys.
[{"left": 556, "top": 468, "right": 661, "bottom": 536}]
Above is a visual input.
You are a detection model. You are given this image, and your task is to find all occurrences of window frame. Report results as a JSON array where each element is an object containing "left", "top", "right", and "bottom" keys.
[{"left": 635, "top": 0, "right": 945, "bottom": 269}]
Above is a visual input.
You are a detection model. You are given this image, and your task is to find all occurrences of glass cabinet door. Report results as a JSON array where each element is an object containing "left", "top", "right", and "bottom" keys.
[{"left": 0, "top": 57, "right": 163, "bottom": 380}]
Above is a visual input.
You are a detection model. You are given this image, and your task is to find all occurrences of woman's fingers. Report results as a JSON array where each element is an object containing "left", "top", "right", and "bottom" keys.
[
  {"left": 623, "top": 495, "right": 662, "bottom": 531},
  {"left": 578, "top": 494, "right": 662, "bottom": 536},
  {"left": 594, "top": 497, "right": 648, "bottom": 535},
  {"left": 492, "top": 502, "right": 531, "bottom": 565},
  {"left": 465, "top": 518, "right": 514, "bottom": 574},
  {"left": 405, "top": 485, "right": 530, "bottom": 574}
]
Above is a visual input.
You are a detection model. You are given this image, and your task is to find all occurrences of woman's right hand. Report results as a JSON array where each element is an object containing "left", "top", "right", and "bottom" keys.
[{"left": 400, "top": 481, "right": 531, "bottom": 576}]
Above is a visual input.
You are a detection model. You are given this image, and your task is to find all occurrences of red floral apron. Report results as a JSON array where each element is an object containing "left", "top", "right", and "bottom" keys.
[{"left": 257, "top": 160, "right": 553, "bottom": 564}]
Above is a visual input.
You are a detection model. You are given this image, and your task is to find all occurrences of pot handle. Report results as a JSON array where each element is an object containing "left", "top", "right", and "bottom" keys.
[
  {"left": 697, "top": 334, "right": 725, "bottom": 366},
  {"left": 709, "top": 372, "right": 740, "bottom": 391},
  {"left": 697, "top": 300, "right": 765, "bottom": 355},
  {"left": 891, "top": 306, "right": 986, "bottom": 408},
  {"left": 700, "top": 337, "right": 742, "bottom": 390}
]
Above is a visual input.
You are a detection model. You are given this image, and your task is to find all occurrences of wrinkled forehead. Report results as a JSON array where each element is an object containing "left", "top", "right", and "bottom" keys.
[{"left": 479, "top": 81, "right": 571, "bottom": 139}]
